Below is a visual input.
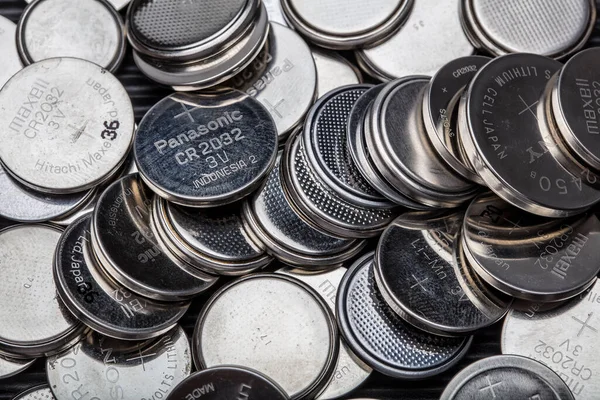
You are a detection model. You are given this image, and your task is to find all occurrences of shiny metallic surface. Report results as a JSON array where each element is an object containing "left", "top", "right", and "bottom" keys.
[
  {"left": 54, "top": 215, "right": 190, "bottom": 340},
  {"left": 194, "top": 273, "right": 339, "bottom": 400},
  {"left": 356, "top": 0, "right": 473, "bottom": 80},
  {"left": 462, "top": 0, "right": 595, "bottom": 59},
  {"left": 166, "top": 366, "right": 289, "bottom": 400},
  {"left": 132, "top": 6, "right": 269, "bottom": 91},
  {"left": 304, "top": 84, "right": 392, "bottom": 207},
  {"left": 24, "top": 0, "right": 130, "bottom": 11},
  {"left": 134, "top": 91, "right": 277, "bottom": 207},
  {"left": 0, "top": 58, "right": 135, "bottom": 194},
  {"left": 462, "top": 53, "right": 600, "bottom": 217},
  {"left": 47, "top": 327, "right": 191, "bottom": 400},
  {"left": 441, "top": 355, "right": 575, "bottom": 400},
  {"left": 263, "top": 0, "right": 288, "bottom": 26},
  {"left": 127, "top": 0, "right": 259, "bottom": 62},
  {"left": 0, "top": 165, "right": 95, "bottom": 223},
  {"left": 154, "top": 195, "right": 271, "bottom": 276},
  {"left": 312, "top": 49, "right": 362, "bottom": 98},
  {"left": 376, "top": 214, "right": 511, "bottom": 336},
  {"left": 17, "top": 0, "right": 125, "bottom": 71},
  {"left": 11, "top": 386, "right": 55, "bottom": 400},
  {"left": 92, "top": 174, "right": 218, "bottom": 301},
  {"left": 337, "top": 252, "right": 472, "bottom": 379},
  {"left": 502, "top": 282, "right": 600, "bottom": 400},
  {"left": 277, "top": 267, "right": 372, "bottom": 400},
  {"left": 367, "top": 77, "right": 477, "bottom": 207},
  {"left": 280, "top": 0, "right": 412, "bottom": 49},
  {"left": 422, "top": 56, "right": 490, "bottom": 183},
  {"left": 0, "top": 356, "right": 35, "bottom": 380},
  {"left": 0, "top": 224, "right": 81, "bottom": 358},
  {"left": 551, "top": 48, "right": 600, "bottom": 172},
  {"left": 225, "top": 23, "right": 317, "bottom": 140},
  {"left": 463, "top": 193, "right": 600, "bottom": 301},
  {"left": 283, "top": 131, "right": 397, "bottom": 238},
  {"left": 244, "top": 155, "right": 365, "bottom": 267},
  {"left": 0, "top": 16, "right": 22, "bottom": 89}
]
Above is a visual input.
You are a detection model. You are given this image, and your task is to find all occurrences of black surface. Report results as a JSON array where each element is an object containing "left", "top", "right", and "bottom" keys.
[{"left": 1, "top": 1, "right": 599, "bottom": 399}]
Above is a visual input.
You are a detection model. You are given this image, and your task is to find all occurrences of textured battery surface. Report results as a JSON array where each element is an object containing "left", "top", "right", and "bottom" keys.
[{"left": 0, "top": 1, "right": 577, "bottom": 398}]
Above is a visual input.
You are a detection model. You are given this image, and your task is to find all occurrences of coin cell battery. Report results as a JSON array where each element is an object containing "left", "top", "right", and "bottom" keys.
[
  {"left": 47, "top": 327, "right": 191, "bottom": 400},
  {"left": 54, "top": 214, "right": 190, "bottom": 340},
  {"left": 502, "top": 281, "right": 600, "bottom": 400},
  {"left": 460, "top": 53, "right": 600, "bottom": 217},
  {"left": 0, "top": 58, "right": 135, "bottom": 194},
  {"left": 0, "top": 16, "right": 23, "bottom": 89},
  {"left": 25, "top": 0, "right": 131, "bottom": 11},
  {"left": 441, "top": 355, "right": 575, "bottom": 400},
  {"left": 0, "top": 224, "right": 82, "bottom": 358},
  {"left": 194, "top": 273, "right": 339, "bottom": 400},
  {"left": 17, "top": 0, "right": 126, "bottom": 71},
  {"left": 312, "top": 49, "right": 362, "bottom": 98},
  {"left": 166, "top": 366, "right": 289, "bottom": 400},
  {"left": 12, "top": 386, "right": 56, "bottom": 400},
  {"left": 134, "top": 91, "right": 278, "bottom": 207}
]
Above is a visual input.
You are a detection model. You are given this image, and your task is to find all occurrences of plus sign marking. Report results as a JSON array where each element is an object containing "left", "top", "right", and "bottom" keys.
[
  {"left": 572, "top": 312, "right": 598, "bottom": 337},
  {"left": 263, "top": 99, "right": 285, "bottom": 119},
  {"left": 174, "top": 102, "right": 201, "bottom": 122},
  {"left": 410, "top": 274, "right": 429, "bottom": 293},
  {"left": 479, "top": 375, "right": 502, "bottom": 398},
  {"left": 517, "top": 95, "right": 539, "bottom": 121}
]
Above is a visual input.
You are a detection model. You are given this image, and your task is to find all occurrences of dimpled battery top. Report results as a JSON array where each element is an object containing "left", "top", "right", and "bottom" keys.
[
  {"left": 502, "top": 282, "right": 600, "bottom": 400},
  {"left": 12, "top": 386, "right": 55, "bottom": 400},
  {"left": 166, "top": 367, "right": 289, "bottom": 400},
  {"left": 0, "top": 224, "right": 81, "bottom": 358},
  {"left": 127, "top": 0, "right": 258, "bottom": 61},
  {"left": 304, "top": 84, "right": 392, "bottom": 207},
  {"left": 281, "top": 0, "right": 412, "bottom": 49},
  {"left": 0, "top": 58, "right": 135, "bottom": 195},
  {"left": 17, "top": 0, "right": 126, "bottom": 72},
  {"left": 194, "top": 274, "right": 338, "bottom": 400},
  {"left": 461, "top": 53, "right": 600, "bottom": 217},
  {"left": 462, "top": 0, "right": 595, "bottom": 59},
  {"left": 47, "top": 327, "right": 191, "bottom": 400},
  {"left": 337, "top": 253, "right": 472, "bottom": 379},
  {"left": 54, "top": 214, "right": 190, "bottom": 340},
  {"left": 440, "top": 355, "right": 575, "bottom": 400},
  {"left": 0, "top": 16, "right": 22, "bottom": 89},
  {"left": 134, "top": 91, "right": 278, "bottom": 207}
]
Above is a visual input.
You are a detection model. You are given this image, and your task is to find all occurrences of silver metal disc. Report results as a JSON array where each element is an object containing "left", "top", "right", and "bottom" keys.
[
  {"left": 244, "top": 154, "right": 365, "bottom": 268},
  {"left": 54, "top": 214, "right": 190, "bottom": 340},
  {"left": 463, "top": 0, "right": 595, "bottom": 59},
  {"left": 166, "top": 366, "right": 289, "bottom": 400},
  {"left": 303, "top": 84, "right": 393, "bottom": 207},
  {"left": 0, "top": 16, "right": 23, "bottom": 89},
  {"left": 312, "top": 49, "right": 362, "bottom": 99},
  {"left": 356, "top": 0, "right": 473, "bottom": 80},
  {"left": 12, "top": 386, "right": 55, "bottom": 400},
  {"left": 0, "top": 58, "right": 135, "bottom": 194},
  {"left": 264, "top": 0, "right": 288, "bottom": 26},
  {"left": 277, "top": 267, "right": 372, "bottom": 400},
  {"left": 154, "top": 195, "right": 271, "bottom": 276},
  {"left": 336, "top": 252, "right": 472, "bottom": 379},
  {"left": 422, "top": 56, "right": 491, "bottom": 183},
  {"left": 0, "top": 355, "right": 35, "bottom": 380},
  {"left": 193, "top": 273, "right": 339, "bottom": 400},
  {"left": 462, "top": 53, "right": 600, "bottom": 217},
  {"left": 375, "top": 213, "right": 512, "bottom": 336},
  {"left": 441, "top": 355, "right": 575, "bottom": 400},
  {"left": 367, "top": 77, "right": 477, "bottom": 207},
  {"left": 502, "top": 282, "right": 600, "bottom": 400},
  {"left": 92, "top": 174, "right": 219, "bottom": 301},
  {"left": 282, "top": 131, "right": 397, "bottom": 238},
  {"left": 0, "top": 165, "right": 95, "bottom": 223},
  {"left": 552, "top": 48, "right": 600, "bottom": 172},
  {"left": 132, "top": 6, "right": 269, "bottom": 91},
  {"left": 0, "top": 224, "right": 81, "bottom": 358},
  {"left": 225, "top": 23, "right": 317, "bottom": 140},
  {"left": 24, "top": 0, "right": 130, "bottom": 11},
  {"left": 281, "top": 0, "right": 412, "bottom": 49},
  {"left": 134, "top": 90, "right": 278, "bottom": 207},
  {"left": 17, "top": 0, "right": 126, "bottom": 72},
  {"left": 463, "top": 192, "right": 600, "bottom": 302},
  {"left": 47, "top": 327, "right": 191, "bottom": 399}
]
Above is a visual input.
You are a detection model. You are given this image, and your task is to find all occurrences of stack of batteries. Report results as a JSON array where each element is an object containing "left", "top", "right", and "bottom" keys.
[{"left": 2, "top": 0, "right": 600, "bottom": 399}]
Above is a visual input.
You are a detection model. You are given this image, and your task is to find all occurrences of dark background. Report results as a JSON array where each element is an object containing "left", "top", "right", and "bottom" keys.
[{"left": 1, "top": 1, "right": 599, "bottom": 398}]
